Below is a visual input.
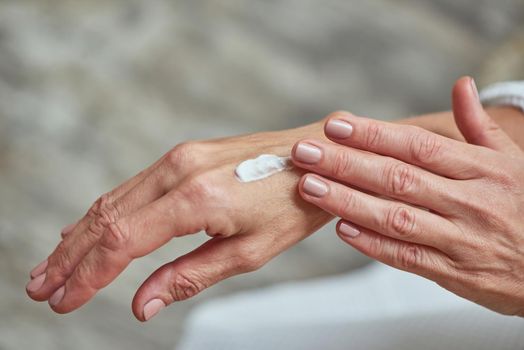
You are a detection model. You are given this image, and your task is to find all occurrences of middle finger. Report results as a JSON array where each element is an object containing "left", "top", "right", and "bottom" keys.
[{"left": 292, "top": 140, "right": 462, "bottom": 215}]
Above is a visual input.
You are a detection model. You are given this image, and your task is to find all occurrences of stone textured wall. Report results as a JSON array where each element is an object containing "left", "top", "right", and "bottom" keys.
[{"left": 0, "top": 1, "right": 523, "bottom": 349}]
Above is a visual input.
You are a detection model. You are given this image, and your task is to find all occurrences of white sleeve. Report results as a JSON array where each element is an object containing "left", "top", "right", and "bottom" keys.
[{"left": 479, "top": 81, "right": 524, "bottom": 112}]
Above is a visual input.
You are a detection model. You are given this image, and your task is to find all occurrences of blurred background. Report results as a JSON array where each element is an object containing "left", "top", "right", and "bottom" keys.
[{"left": 1, "top": 0, "right": 523, "bottom": 349}]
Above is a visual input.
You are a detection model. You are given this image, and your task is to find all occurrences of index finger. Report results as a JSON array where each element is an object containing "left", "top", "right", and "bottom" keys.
[
  {"left": 323, "top": 111, "right": 495, "bottom": 179},
  {"left": 48, "top": 188, "right": 205, "bottom": 313}
]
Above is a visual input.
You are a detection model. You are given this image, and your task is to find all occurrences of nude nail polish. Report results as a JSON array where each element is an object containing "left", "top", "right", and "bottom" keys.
[
  {"left": 30, "top": 259, "right": 48, "bottom": 279},
  {"left": 325, "top": 119, "right": 353, "bottom": 139},
  {"left": 339, "top": 222, "right": 360, "bottom": 238},
  {"left": 294, "top": 143, "right": 322, "bottom": 164},
  {"left": 49, "top": 286, "right": 65, "bottom": 306},
  {"left": 26, "top": 273, "right": 46, "bottom": 293},
  {"left": 470, "top": 77, "right": 479, "bottom": 101},
  {"left": 61, "top": 223, "right": 76, "bottom": 237},
  {"left": 303, "top": 176, "right": 329, "bottom": 197},
  {"left": 143, "top": 299, "right": 166, "bottom": 321}
]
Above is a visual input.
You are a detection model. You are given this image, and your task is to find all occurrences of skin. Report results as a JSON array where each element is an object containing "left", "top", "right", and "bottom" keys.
[
  {"left": 292, "top": 77, "right": 524, "bottom": 316},
  {"left": 26, "top": 77, "right": 524, "bottom": 321}
]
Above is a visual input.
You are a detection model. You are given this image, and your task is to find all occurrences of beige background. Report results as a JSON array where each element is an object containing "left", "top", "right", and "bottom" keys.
[{"left": 1, "top": 1, "right": 523, "bottom": 349}]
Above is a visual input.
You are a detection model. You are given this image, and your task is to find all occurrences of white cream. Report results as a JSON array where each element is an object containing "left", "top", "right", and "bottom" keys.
[{"left": 235, "top": 154, "right": 293, "bottom": 183}]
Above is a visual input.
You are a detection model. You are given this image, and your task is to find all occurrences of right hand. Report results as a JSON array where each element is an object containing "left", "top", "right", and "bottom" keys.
[{"left": 26, "top": 121, "right": 333, "bottom": 321}]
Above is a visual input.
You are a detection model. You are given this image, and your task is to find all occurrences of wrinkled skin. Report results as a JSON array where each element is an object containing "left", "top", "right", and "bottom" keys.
[
  {"left": 292, "top": 77, "right": 524, "bottom": 316},
  {"left": 26, "top": 120, "right": 333, "bottom": 321}
]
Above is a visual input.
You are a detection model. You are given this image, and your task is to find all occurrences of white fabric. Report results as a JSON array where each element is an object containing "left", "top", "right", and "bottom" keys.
[
  {"left": 177, "top": 263, "right": 524, "bottom": 350},
  {"left": 479, "top": 80, "right": 524, "bottom": 112}
]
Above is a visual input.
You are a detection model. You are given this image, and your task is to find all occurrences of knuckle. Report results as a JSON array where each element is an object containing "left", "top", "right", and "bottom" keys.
[
  {"left": 97, "top": 193, "right": 121, "bottom": 223},
  {"left": 337, "top": 190, "right": 357, "bottom": 218},
  {"left": 182, "top": 172, "right": 223, "bottom": 204},
  {"left": 239, "top": 255, "right": 265, "bottom": 273},
  {"left": 86, "top": 194, "right": 121, "bottom": 227},
  {"left": 235, "top": 243, "right": 266, "bottom": 273},
  {"left": 365, "top": 122, "right": 383, "bottom": 148},
  {"left": 489, "top": 165, "right": 519, "bottom": 189},
  {"left": 384, "top": 162, "right": 416, "bottom": 196},
  {"left": 332, "top": 150, "right": 352, "bottom": 178},
  {"left": 169, "top": 272, "right": 206, "bottom": 301},
  {"left": 408, "top": 129, "right": 443, "bottom": 163},
  {"left": 396, "top": 245, "right": 422, "bottom": 270},
  {"left": 98, "top": 221, "right": 130, "bottom": 252},
  {"left": 86, "top": 196, "right": 103, "bottom": 219},
  {"left": 367, "top": 234, "right": 384, "bottom": 258},
  {"left": 385, "top": 206, "right": 416, "bottom": 238},
  {"left": 165, "top": 142, "right": 203, "bottom": 169},
  {"left": 86, "top": 195, "right": 122, "bottom": 241}
]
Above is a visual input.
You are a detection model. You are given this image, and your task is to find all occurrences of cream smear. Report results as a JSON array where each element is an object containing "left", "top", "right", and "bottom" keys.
[{"left": 235, "top": 154, "right": 293, "bottom": 183}]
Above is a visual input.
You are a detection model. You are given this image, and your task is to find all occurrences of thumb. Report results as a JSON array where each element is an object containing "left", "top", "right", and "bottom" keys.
[
  {"left": 452, "top": 76, "right": 520, "bottom": 155},
  {"left": 132, "top": 235, "right": 261, "bottom": 322}
]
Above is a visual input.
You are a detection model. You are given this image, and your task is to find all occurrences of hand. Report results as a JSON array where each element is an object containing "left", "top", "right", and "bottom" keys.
[
  {"left": 26, "top": 121, "right": 332, "bottom": 321},
  {"left": 291, "top": 77, "right": 524, "bottom": 316}
]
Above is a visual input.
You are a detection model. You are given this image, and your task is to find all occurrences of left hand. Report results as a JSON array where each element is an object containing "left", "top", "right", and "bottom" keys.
[{"left": 291, "top": 77, "right": 524, "bottom": 316}]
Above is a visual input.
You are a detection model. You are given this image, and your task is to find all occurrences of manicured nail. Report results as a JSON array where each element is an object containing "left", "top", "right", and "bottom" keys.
[
  {"left": 294, "top": 143, "right": 322, "bottom": 164},
  {"left": 338, "top": 222, "right": 360, "bottom": 238},
  {"left": 49, "top": 286, "right": 65, "bottom": 306},
  {"left": 143, "top": 299, "right": 166, "bottom": 321},
  {"left": 61, "top": 223, "right": 76, "bottom": 237},
  {"left": 470, "top": 77, "right": 479, "bottom": 101},
  {"left": 303, "top": 175, "right": 329, "bottom": 197},
  {"left": 30, "top": 259, "right": 48, "bottom": 279},
  {"left": 26, "top": 273, "right": 46, "bottom": 293},
  {"left": 325, "top": 119, "right": 353, "bottom": 139}
]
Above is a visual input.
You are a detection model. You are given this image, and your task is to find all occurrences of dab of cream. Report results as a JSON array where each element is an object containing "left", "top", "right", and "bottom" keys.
[{"left": 235, "top": 154, "right": 293, "bottom": 183}]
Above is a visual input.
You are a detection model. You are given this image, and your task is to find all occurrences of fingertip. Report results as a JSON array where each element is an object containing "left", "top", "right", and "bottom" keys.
[
  {"left": 452, "top": 76, "right": 480, "bottom": 108},
  {"left": 291, "top": 139, "right": 323, "bottom": 167},
  {"left": 143, "top": 298, "right": 166, "bottom": 322},
  {"left": 132, "top": 263, "right": 174, "bottom": 321},
  {"left": 48, "top": 285, "right": 66, "bottom": 312},
  {"left": 336, "top": 220, "right": 361, "bottom": 243},
  {"left": 60, "top": 222, "right": 77, "bottom": 238},
  {"left": 323, "top": 111, "right": 355, "bottom": 141},
  {"left": 290, "top": 139, "right": 307, "bottom": 164},
  {"left": 30, "top": 259, "right": 48, "bottom": 279},
  {"left": 297, "top": 173, "right": 326, "bottom": 200}
]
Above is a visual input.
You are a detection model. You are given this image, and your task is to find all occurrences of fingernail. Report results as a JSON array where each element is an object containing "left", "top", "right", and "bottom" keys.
[
  {"left": 26, "top": 273, "right": 46, "bottom": 293},
  {"left": 303, "top": 175, "right": 329, "bottom": 197},
  {"left": 61, "top": 223, "right": 76, "bottom": 237},
  {"left": 325, "top": 119, "right": 353, "bottom": 139},
  {"left": 470, "top": 77, "right": 479, "bottom": 101},
  {"left": 338, "top": 221, "right": 360, "bottom": 238},
  {"left": 30, "top": 259, "right": 48, "bottom": 279},
  {"left": 143, "top": 298, "right": 166, "bottom": 321},
  {"left": 49, "top": 286, "right": 65, "bottom": 306},
  {"left": 294, "top": 143, "right": 322, "bottom": 164}
]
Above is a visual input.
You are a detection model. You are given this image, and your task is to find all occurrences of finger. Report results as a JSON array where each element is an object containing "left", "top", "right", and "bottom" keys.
[
  {"left": 132, "top": 235, "right": 258, "bottom": 322},
  {"left": 292, "top": 140, "right": 462, "bottom": 214},
  {"left": 60, "top": 222, "right": 78, "bottom": 238},
  {"left": 322, "top": 111, "right": 494, "bottom": 179},
  {"left": 27, "top": 154, "right": 167, "bottom": 286},
  {"left": 47, "top": 187, "right": 206, "bottom": 313},
  {"left": 452, "top": 76, "right": 521, "bottom": 156},
  {"left": 298, "top": 174, "right": 463, "bottom": 252},
  {"left": 27, "top": 165, "right": 173, "bottom": 302},
  {"left": 336, "top": 220, "right": 453, "bottom": 280}
]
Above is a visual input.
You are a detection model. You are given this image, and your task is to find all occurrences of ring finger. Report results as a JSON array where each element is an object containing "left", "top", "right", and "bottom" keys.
[{"left": 298, "top": 173, "right": 462, "bottom": 253}]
